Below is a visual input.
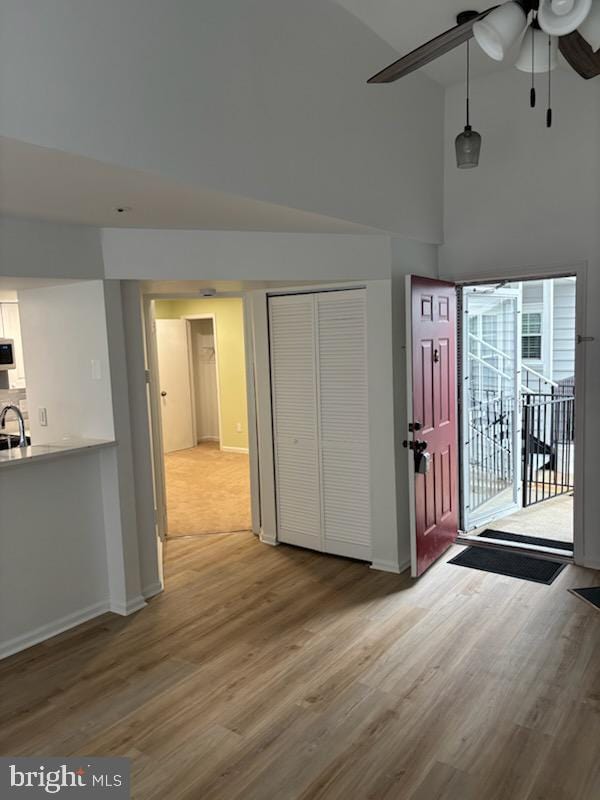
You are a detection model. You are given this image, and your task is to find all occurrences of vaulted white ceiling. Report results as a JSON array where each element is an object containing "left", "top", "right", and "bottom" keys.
[
  {"left": 333, "top": 0, "right": 523, "bottom": 86},
  {"left": 0, "top": 138, "right": 381, "bottom": 234}
]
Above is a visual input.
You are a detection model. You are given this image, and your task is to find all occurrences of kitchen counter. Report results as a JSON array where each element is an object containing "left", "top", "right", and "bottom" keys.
[{"left": 0, "top": 438, "right": 116, "bottom": 469}]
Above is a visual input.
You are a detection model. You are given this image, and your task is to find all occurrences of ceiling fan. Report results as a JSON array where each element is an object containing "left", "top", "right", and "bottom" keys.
[{"left": 367, "top": 0, "right": 600, "bottom": 84}]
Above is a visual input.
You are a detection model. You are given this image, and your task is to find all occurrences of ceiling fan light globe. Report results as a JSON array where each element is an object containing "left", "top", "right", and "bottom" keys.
[
  {"left": 539, "top": 0, "right": 592, "bottom": 35},
  {"left": 578, "top": 0, "right": 600, "bottom": 50},
  {"left": 515, "top": 27, "right": 559, "bottom": 71},
  {"left": 552, "top": 0, "right": 575, "bottom": 15},
  {"left": 473, "top": 2, "right": 528, "bottom": 61}
]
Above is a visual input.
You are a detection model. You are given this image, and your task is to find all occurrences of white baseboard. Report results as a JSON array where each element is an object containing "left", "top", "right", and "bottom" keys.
[
  {"left": 109, "top": 595, "right": 147, "bottom": 616},
  {"left": 370, "top": 558, "right": 411, "bottom": 574},
  {"left": 259, "top": 530, "right": 279, "bottom": 546},
  {"left": 0, "top": 600, "right": 110, "bottom": 661},
  {"left": 142, "top": 581, "right": 163, "bottom": 600},
  {"left": 580, "top": 558, "right": 600, "bottom": 571},
  {"left": 221, "top": 445, "right": 249, "bottom": 454}
]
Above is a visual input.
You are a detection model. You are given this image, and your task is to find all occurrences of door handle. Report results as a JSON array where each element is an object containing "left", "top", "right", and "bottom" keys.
[
  {"left": 161, "top": 391, "right": 167, "bottom": 397},
  {"left": 403, "top": 439, "right": 428, "bottom": 453}
]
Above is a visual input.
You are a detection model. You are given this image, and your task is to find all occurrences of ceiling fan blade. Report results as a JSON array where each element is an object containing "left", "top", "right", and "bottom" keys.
[
  {"left": 559, "top": 30, "right": 600, "bottom": 79},
  {"left": 367, "top": 6, "right": 499, "bottom": 84}
]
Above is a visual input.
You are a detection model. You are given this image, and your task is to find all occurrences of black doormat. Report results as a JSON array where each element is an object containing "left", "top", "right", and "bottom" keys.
[
  {"left": 478, "top": 529, "right": 574, "bottom": 551},
  {"left": 569, "top": 586, "right": 600, "bottom": 610},
  {"left": 448, "top": 546, "right": 566, "bottom": 584}
]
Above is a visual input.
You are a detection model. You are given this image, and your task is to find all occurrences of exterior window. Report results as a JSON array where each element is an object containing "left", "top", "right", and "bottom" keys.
[{"left": 522, "top": 312, "right": 542, "bottom": 359}]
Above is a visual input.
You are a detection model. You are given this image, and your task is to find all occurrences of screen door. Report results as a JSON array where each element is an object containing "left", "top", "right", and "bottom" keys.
[{"left": 461, "top": 285, "right": 522, "bottom": 530}]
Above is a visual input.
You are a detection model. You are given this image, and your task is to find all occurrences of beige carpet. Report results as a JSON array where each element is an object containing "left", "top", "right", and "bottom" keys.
[{"left": 164, "top": 442, "right": 251, "bottom": 536}]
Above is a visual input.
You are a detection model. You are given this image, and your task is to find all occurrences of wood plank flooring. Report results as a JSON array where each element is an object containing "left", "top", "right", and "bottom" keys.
[{"left": 1, "top": 533, "right": 599, "bottom": 799}]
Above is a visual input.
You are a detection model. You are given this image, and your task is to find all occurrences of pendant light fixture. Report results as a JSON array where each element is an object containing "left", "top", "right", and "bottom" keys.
[{"left": 455, "top": 39, "right": 482, "bottom": 168}]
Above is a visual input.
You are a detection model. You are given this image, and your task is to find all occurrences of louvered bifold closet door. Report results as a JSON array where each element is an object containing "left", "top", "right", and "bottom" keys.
[
  {"left": 269, "top": 294, "right": 322, "bottom": 551},
  {"left": 316, "top": 290, "right": 371, "bottom": 560}
]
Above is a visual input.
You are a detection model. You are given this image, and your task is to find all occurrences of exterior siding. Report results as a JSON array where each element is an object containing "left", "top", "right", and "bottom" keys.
[{"left": 552, "top": 279, "right": 576, "bottom": 384}]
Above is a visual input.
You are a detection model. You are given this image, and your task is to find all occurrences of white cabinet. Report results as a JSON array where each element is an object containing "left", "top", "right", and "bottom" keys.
[
  {"left": 0, "top": 303, "right": 26, "bottom": 389},
  {"left": 269, "top": 289, "right": 371, "bottom": 561}
]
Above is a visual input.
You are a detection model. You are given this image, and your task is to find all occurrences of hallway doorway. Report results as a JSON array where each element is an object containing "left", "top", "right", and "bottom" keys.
[{"left": 154, "top": 298, "right": 252, "bottom": 537}]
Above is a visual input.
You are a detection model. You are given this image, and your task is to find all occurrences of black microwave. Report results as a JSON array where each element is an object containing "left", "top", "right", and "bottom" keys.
[{"left": 0, "top": 339, "right": 16, "bottom": 369}]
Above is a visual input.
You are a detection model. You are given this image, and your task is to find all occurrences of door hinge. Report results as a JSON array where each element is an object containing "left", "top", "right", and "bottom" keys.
[{"left": 145, "top": 369, "right": 151, "bottom": 384}]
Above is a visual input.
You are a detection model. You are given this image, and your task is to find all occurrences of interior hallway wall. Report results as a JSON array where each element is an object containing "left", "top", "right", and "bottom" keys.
[
  {"left": 441, "top": 67, "right": 600, "bottom": 568},
  {"left": 154, "top": 298, "right": 248, "bottom": 452}
]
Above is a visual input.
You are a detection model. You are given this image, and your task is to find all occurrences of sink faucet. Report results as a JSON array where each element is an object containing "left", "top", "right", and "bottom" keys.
[{"left": 0, "top": 404, "right": 28, "bottom": 447}]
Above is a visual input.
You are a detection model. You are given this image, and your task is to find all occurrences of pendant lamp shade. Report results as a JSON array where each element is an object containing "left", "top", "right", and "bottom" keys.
[
  {"left": 473, "top": 1, "right": 528, "bottom": 60},
  {"left": 578, "top": 0, "right": 600, "bottom": 50},
  {"left": 539, "top": 0, "right": 592, "bottom": 35},
  {"left": 515, "top": 27, "right": 559, "bottom": 71},
  {"left": 455, "top": 126, "right": 482, "bottom": 168}
]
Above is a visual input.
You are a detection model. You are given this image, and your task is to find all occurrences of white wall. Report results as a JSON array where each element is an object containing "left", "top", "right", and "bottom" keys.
[
  {"left": 0, "top": 452, "right": 109, "bottom": 658},
  {"left": 0, "top": 0, "right": 443, "bottom": 240},
  {"left": 0, "top": 216, "right": 104, "bottom": 280},
  {"left": 441, "top": 67, "right": 600, "bottom": 568},
  {"left": 102, "top": 230, "right": 393, "bottom": 282},
  {"left": 17, "top": 280, "right": 115, "bottom": 444}
]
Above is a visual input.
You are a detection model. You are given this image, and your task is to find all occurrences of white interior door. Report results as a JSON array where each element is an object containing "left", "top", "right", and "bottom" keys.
[
  {"left": 461, "top": 286, "right": 522, "bottom": 530},
  {"left": 269, "top": 289, "right": 371, "bottom": 560},
  {"left": 316, "top": 290, "right": 371, "bottom": 561},
  {"left": 155, "top": 319, "right": 195, "bottom": 453},
  {"left": 269, "top": 294, "right": 322, "bottom": 551}
]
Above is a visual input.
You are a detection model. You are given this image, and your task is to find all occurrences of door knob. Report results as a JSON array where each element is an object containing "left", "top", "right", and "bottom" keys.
[{"left": 161, "top": 391, "right": 167, "bottom": 397}]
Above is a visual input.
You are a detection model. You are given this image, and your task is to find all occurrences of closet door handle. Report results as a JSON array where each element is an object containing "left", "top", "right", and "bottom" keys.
[{"left": 161, "top": 391, "right": 167, "bottom": 397}]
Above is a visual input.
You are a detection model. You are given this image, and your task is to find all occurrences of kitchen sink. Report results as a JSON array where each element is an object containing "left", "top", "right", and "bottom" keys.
[{"left": 0, "top": 434, "right": 31, "bottom": 450}]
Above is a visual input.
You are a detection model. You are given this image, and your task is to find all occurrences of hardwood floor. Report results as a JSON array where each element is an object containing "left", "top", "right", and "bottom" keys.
[{"left": 1, "top": 533, "right": 599, "bottom": 799}]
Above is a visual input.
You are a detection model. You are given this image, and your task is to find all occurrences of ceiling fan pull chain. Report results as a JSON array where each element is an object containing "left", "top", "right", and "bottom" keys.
[
  {"left": 530, "top": 24, "right": 536, "bottom": 107},
  {"left": 546, "top": 33, "right": 553, "bottom": 127}
]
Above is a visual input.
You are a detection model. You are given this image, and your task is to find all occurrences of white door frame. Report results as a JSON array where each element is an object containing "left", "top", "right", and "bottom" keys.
[
  {"left": 182, "top": 314, "right": 223, "bottom": 448},
  {"left": 451, "top": 262, "right": 586, "bottom": 565},
  {"left": 142, "top": 293, "right": 260, "bottom": 543}
]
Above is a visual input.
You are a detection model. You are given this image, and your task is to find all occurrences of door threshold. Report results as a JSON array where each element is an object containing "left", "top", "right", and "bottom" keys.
[{"left": 456, "top": 533, "right": 574, "bottom": 564}]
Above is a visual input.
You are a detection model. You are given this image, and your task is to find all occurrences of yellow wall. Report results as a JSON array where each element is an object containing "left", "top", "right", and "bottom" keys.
[{"left": 154, "top": 298, "right": 248, "bottom": 451}]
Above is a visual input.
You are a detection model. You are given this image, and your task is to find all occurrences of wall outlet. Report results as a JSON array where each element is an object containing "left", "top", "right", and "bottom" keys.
[
  {"left": 39, "top": 407, "right": 48, "bottom": 427},
  {"left": 236, "top": 422, "right": 242, "bottom": 433}
]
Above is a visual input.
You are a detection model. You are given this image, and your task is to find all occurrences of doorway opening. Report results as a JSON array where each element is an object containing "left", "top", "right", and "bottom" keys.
[
  {"left": 457, "top": 276, "right": 576, "bottom": 557},
  {"left": 153, "top": 298, "right": 252, "bottom": 538}
]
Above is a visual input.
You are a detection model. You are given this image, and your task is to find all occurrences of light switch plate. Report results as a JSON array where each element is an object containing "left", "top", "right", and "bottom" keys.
[
  {"left": 39, "top": 407, "right": 48, "bottom": 427},
  {"left": 91, "top": 359, "right": 102, "bottom": 380}
]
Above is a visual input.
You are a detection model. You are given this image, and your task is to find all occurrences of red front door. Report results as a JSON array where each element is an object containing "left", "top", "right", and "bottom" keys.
[{"left": 408, "top": 276, "right": 458, "bottom": 576}]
